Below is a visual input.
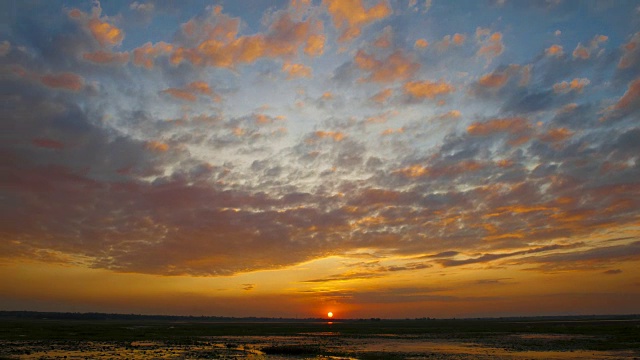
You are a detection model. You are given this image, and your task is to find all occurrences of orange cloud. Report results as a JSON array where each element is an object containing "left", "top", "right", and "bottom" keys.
[
  {"left": 282, "top": 62, "right": 312, "bottom": 79},
  {"left": 40, "top": 72, "right": 84, "bottom": 91},
  {"left": 545, "top": 44, "right": 563, "bottom": 57},
  {"left": 171, "top": 12, "right": 324, "bottom": 69},
  {"left": 324, "top": 0, "right": 391, "bottom": 42},
  {"left": 452, "top": 33, "right": 466, "bottom": 45},
  {"left": 618, "top": 32, "right": 639, "bottom": 69},
  {"left": 232, "top": 127, "right": 246, "bottom": 137},
  {"left": 133, "top": 42, "right": 174, "bottom": 69},
  {"left": 572, "top": 43, "right": 590, "bottom": 59},
  {"left": 395, "top": 160, "right": 484, "bottom": 179},
  {"left": 161, "top": 81, "right": 219, "bottom": 102},
  {"left": 88, "top": 18, "right": 124, "bottom": 47},
  {"left": 437, "top": 110, "right": 461, "bottom": 120},
  {"left": 365, "top": 110, "right": 396, "bottom": 124},
  {"left": 404, "top": 80, "right": 455, "bottom": 100},
  {"left": 381, "top": 127, "right": 404, "bottom": 135},
  {"left": 612, "top": 77, "right": 640, "bottom": 110},
  {"left": 162, "top": 88, "right": 198, "bottom": 102},
  {"left": 373, "top": 26, "right": 392, "bottom": 48},
  {"left": 354, "top": 49, "right": 420, "bottom": 83},
  {"left": 437, "top": 33, "right": 466, "bottom": 50},
  {"left": 476, "top": 65, "right": 529, "bottom": 89},
  {"left": 315, "top": 130, "right": 345, "bottom": 141},
  {"left": 539, "top": 128, "right": 573, "bottom": 143},
  {"left": 478, "top": 72, "right": 509, "bottom": 88},
  {"left": 291, "top": 0, "right": 312, "bottom": 17},
  {"left": 305, "top": 34, "right": 325, "bottom": 56},
  {"left": 395, "top": 164, "right": 428, "bottom": 178},
  {"left": 590, "top": 34, "right": 608, "bottom": 47},
  {"left": 414, "top": 38, "right": 429, "bottom": 49},
  {"left": 553, "top": 78, "right": 590, "bottom": 93},
  {"left": 371, "top": 88, "right": 393, "bottom": 104},
  {"left": 496, "top": 159, "right": 513, "bottom": 168},
  {"left": 476, "top": 28, "right": 504, "bottom": 61},
  {"left": 146, "top": 141, "right": 169, "bottom": 152},
  {"left": 467, "top": 117, "right": 530, "bottom": 137},
  {"left": 83, "top": 50, "right": 129, "bottom": 64},
  {"left": 68, "top": 6, "right": 124, "bottom": 48},
  {"left": 187, "top": 81, "right": 214, "bottom": 96},
  {"left": 573, "top": 34, "right": 608, "bottom": 60}
]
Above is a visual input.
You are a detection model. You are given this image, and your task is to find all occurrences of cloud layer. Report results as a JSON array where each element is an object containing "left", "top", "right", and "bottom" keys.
[{"left": 1, "top": 0, "right": 639, "bottom": 317}]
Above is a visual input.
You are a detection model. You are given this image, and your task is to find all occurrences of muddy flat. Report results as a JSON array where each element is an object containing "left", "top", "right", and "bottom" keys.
[{"left": 1, "top": 314, "right": 639, "bottom": 359}]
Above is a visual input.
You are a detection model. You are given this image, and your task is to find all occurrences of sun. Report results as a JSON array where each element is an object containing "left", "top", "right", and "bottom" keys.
[{"left": 327, "top": 311, "right": 333, "bottom": 318}]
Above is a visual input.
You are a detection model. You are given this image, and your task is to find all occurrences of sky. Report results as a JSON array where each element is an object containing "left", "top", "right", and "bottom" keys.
[{"left": 1, "top": 0, "right": 639, "bottom": 319}]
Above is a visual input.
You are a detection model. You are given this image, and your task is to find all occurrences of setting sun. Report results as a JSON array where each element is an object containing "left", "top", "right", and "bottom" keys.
[{"left": 327, "top": 312, "right": 333, "bottom": 318}]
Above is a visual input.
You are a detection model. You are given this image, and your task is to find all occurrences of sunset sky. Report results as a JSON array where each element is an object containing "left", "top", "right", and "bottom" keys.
[{"left": 1, "top": 0, "right": 639, "bottom": 319}]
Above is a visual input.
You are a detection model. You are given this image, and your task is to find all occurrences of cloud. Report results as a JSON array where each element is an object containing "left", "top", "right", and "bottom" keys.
[
  {"left": 572, "top": 43, "right": 590, "bottom": 59},
  {"left": 472, "top": 65, "right": 531, "bottom": 95},
  {"left": 242, "top": 283, "right": 255, "bottom": 291},
  {"left": 39, "top": 72, "right": 84, "bottom": 91},
  {"left": 552, "top": 78, "right": 590, "bottom": 93},
  {"left": 83, "top": 50, "right": 129, "bottom": 64},
  {"left": 618, "top": 32, "right": 639, "bottom": 69},
  {"left": 467, "top": 117, "right": 529, "bottom": 136},
  {"left": 436, "top": 110, "right": 462, "bottom": 120},
  {"left": 88, "top": 18, "right": 124, "bottom": 47},
  {"left": 324, "top": 0, "right": 391, "bottom": 42},
  {"left": 436, "top": 33, "right": 466, "bottom": 51},
  {"left": 305, "top": 33, "right": 326, "bottom": 56},
  {"left": 168, "top": 10, "right": 324, "bottom": 69},
  {"left": 313, "top": 130, "right": 346, "bottom": 142},
  {"left": 602, "top": 269, "right": 622, "bottom": 275},
  {"left": 69, "top": 5, "right": 124, "bottom": 48},
  {"left": 381, "top": 127, "right": 404, "bottom": 136},
  {"left": 467, "top": 117, "right": 532, "bottom": 145},
  {"left": 130, "top": 1, "right": 155, "bottom": 16},
  {"left": 539, "top": 127, "right": 573, "bottom": 143},
  {"left": 414, "top": 38, "right": 429, "bottom": 49},
  {"left": 132, "top": 42, "right": 174, "bottom": 69},
  {"left": 478, "top": 71, "right": 510, "bottom": 88},
  {"left": 370, "top": 88, "right": 393, "bottom": 104},
  {"left": 302, "top": 261, "right": 431, "bottom": 283},
  {"left": 601, "top": 77, "right": 640, "bottom": 120},
  {"left": 520, "top": 242, "right": 640, "bottom": 272},
  {"left": 545, "top": 44, "right": 563, "bottom": 57},
  {"left": 613, "top": 77, "right": 640, "bottom": 110},
  {"left": 3, "top": 1, "right": 640, "bottom": 285},
  {"left": 354, "top": 49, "right": 420, "bottom": 82},
  {"left": 403, "top": 79, "right": 455, "bottom": 100},
  {"left": 145, "top": 141, "right": 169, "bottom": 152},
  {"left": 437, "top": 244, "right": 572, "bottom": 267},
  {"left": 373, "top": 26, "right": 393, "bottom": 48},
  {"left": 282, "top": 62, "right": 313, "bottom": 79},
  {"left": 572, "top": 34, "right": 608, "bottom": 60},
  {"left": 161, "top": 81, "right": 220, "bottom": 102},
  {"left": 476, "top": 28, "right": 504, "bottom": 62}
]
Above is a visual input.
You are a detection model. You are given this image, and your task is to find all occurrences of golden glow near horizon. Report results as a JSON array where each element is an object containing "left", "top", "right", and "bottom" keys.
[{"left": 1, "top": 1, "right": 640, "bottom": 318}]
